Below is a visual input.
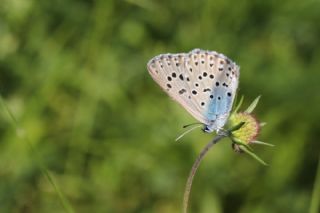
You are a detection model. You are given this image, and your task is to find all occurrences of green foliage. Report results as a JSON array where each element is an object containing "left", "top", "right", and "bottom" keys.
[{"left": 0, "top": 0, "right": 319, "bottom": 212}]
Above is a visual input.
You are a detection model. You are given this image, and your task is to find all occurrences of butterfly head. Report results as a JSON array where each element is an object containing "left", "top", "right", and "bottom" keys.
[{"left": 202, "top": 125, "right": 212, "bottom": 133}]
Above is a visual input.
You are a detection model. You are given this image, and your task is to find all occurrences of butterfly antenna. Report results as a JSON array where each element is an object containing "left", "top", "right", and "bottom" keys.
[
  {"left": 182, "top": 122, "right": 203, "bottom": 128},
  {"left": 176, "top": 124, "right": 203, "bottom": 142}
]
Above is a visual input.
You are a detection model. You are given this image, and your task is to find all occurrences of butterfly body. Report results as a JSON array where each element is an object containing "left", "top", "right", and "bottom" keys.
[{"left": 147, "top": 49, "right": 239, "bottom": 133}]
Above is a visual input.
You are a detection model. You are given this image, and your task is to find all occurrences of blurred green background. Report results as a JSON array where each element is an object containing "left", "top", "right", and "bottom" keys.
[{"left": 1, "top": 0, "right": 320, "bottom": 212}]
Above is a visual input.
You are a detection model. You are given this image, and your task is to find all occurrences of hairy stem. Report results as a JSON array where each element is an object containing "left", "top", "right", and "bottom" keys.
[{"left": 183, "top": 134, "right": 226, "bottom": 213}]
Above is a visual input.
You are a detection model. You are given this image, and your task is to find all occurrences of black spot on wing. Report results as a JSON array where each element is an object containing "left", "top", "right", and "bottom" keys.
[{"left": 179, "top": 89, "right": 187, "bottom": 94}]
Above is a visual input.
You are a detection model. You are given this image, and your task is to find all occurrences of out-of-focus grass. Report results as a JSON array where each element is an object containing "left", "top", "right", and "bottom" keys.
[
  {"left": 0, "top": 95, "right": 74, "bottom": 213},
  {"left": 310, "top": 156, "right": 320, "bottom": 213},
  {"left": 0, "top": 0, "right": 319, "bottom": 212}
]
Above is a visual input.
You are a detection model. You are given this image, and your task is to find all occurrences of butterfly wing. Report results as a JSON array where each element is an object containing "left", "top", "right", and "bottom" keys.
[
  {"left": 147, "top": 52, "right": 208, "bottom": 124},
  {"left": 147, "top": 49, "right": 240, "bottom": 129},
  {"left": 193, "top": 49, "right": 239, "bottom": 130}
]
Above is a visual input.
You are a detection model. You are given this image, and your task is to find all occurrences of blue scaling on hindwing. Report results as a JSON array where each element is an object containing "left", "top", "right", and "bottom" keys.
[{"left": 205, "top": 86, "right": 233, "bottom": 129}]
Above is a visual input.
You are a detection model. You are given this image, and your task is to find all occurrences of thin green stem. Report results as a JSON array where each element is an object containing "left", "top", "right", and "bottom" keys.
[
  {"left": 0, "top": 95, "right": 74, "bottom": 213},
  {"left": 183, "top": 134, "right": 226, "bottom": 213},
  {"left": 183, "top": 122, "right": 255, "bottom": 212}
]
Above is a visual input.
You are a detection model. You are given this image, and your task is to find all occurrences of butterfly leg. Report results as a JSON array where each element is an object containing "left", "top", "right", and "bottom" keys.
[{"left": 216, "top": 128, "right": 229, "bottom": 137}]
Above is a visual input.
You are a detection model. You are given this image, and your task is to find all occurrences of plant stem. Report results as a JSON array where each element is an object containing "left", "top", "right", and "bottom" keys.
[{"left": 183, "top": 134, "right": 226, "bottom": 213}]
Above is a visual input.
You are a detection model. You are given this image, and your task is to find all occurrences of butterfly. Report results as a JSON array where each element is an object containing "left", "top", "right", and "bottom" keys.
[{"left": 147, "top": 49, "right": 239, "bottom": 135}]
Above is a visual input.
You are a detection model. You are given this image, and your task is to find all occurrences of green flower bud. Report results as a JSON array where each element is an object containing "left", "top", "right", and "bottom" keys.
[{"left": 228, "top": 112, "right": 260, "bottom": 146}]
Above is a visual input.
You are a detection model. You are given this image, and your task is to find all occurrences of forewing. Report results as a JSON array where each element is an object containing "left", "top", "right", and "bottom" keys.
[{"left": 147, "top": 53, "right": 207, "bottom": 124}]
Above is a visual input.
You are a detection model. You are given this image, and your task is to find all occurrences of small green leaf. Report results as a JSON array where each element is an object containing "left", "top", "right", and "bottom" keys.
[
  {"left": 251, "top": 140, "right": 275, "bottom": 147},
  {"left": 233, "top": 95, "right": 244, "bottom": 113},
  {"left": 259, "top": 122, "right": 267, "bottom": 127},
  {"left": 229, "top": 122, "right": 245, "bottom": 132},
  {"left": 231, "top": 137, "right": 253, "bottom": 152},
  {"left": 239, "top": 145, "right": 268, "bottom": 166},
  {"left": 245, "top": 95, "right": 261, "bottom": 113}
]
